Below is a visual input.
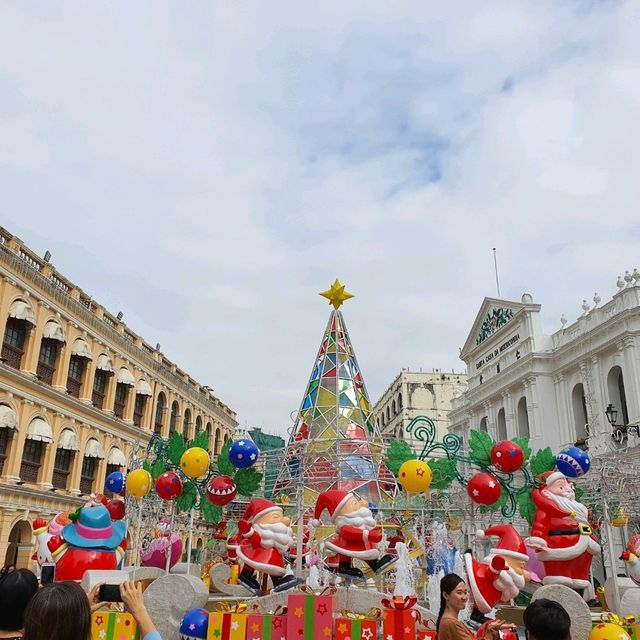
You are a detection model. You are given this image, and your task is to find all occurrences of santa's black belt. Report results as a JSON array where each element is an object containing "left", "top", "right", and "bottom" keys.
[{"left": 548, "top": 524, "right": 592, "bottom": 536}]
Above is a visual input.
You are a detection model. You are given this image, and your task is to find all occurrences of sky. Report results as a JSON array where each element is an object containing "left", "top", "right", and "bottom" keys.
[{"left": 1, "top": 1, "right": 640, "bottom": 438}]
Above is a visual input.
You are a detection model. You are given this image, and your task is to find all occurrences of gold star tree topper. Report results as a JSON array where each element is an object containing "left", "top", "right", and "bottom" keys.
[{"left": 319, "top": 278, "right": 354, "bottom": 310}]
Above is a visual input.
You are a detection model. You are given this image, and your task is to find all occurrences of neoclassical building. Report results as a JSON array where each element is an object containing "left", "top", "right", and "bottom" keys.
[
  {"left": 449, "top": 279, "right": 640, "bottom": 458},
  {"left": 374, "top": 369, "right": 467, "bottom": 454},
  {"left": 0, "top": 227, "right": 237, "bottom": 568}
]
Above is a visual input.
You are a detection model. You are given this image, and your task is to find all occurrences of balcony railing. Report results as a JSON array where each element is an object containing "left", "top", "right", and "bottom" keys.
[
  {"left": 79, "top": 476, "right": 94, "bottom": 495},
  {"left": 92, "top": 389, "right": 104, "bottom": 409},
  {"left": 36, "top": 360, "right": 55, "bottom": 385},
  {"left": 52, "top": 469, "right": 69, "bottom": 490},
  {"left": 20, "top": 460, "right": 40, "bottom": 483},
  {"left": 114, "top": 400, "right": 125, "bottom": 419},
  {"left": 1, "top": 343, "right": 23, "bottom": 370},
  {"left": 67, "top": 378, "right": 81, "bottom": 398}
]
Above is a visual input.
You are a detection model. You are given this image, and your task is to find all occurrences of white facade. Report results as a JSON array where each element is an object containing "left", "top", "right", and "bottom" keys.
[
  {"left": 374, "top": 370, "right": 467, "bottom": 454},
  {"left": 448, "top": 281, "right": 640, "bottom": 458}
]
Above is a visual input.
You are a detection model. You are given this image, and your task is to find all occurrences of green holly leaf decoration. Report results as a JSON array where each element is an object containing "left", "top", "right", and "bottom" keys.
[
  {"left": 151, "top": 458, "right": 166, "bottom": 482},
  {"left": 175, "top": 482, "right": 197, "bottom": 513},
  {"left": 517, "top": 488, "right": 536, "bottom": 524},
  {"left": 469, "top": 429, "right": 494, "bottom": 465},
  {"left": 142, "top": 459, "right": 151, "bottom": 473},
  {"left": 217, "top": 438, "right": 235, "bottom": 476},
  {"left": 428, "top": 457, "right": 458, "bottom": 489},
  {"left": 529, "top": 446, "right": 556, "bottom": 479},
  {"left": 513, "top": 437, "right": 532, "bottom": 462},
  {"left": 575, "top": 484, "right": 584, "bottom": 501},
  {"left": 190, "top": 430, "right": 209, "bottom": 451},
  {"left": 200, "top": 499, "right": 223, "bottom": 524},
  {"left": 235, "top": 467, "right": 263, "bottom": 496},
  {"left": 387, "top": 440, "right": 414, "bottom": 476},
  {"left": 167, "top": 431, "right": 187, "bottom": 466}
]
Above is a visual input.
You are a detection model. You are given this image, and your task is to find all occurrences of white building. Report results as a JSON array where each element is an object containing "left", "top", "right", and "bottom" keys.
[{"left": 374, "top": 369, "right": 467, "bottom": 454}]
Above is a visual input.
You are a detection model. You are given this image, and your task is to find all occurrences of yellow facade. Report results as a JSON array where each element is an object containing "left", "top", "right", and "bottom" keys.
[{"left": 0, "top": 227, "right": 237, "bottom": 568}]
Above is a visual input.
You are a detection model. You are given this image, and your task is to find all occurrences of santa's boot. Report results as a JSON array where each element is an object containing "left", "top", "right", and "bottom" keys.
[
  {"left": 272, "top": 573, "right": 303, "bottom": 592},
  {"left": 238, "top": 568, "right": 262, "bottom": 595},
  {"left": 332, "top": 561, "right": 365, "bottom": 581},
  {"left": 367, "top": 553, "right": 397, "bottom": 574}
]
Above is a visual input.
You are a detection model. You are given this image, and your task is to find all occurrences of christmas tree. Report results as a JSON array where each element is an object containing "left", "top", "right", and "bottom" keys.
[{"left": 273, "top": 280, "right": 396, "bottom": 515}]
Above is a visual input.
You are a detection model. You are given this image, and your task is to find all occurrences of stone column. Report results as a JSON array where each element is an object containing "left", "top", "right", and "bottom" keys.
[
  {"left": 621, "top": 337, "right": 640, "bottom": 421},
  {"left": 502, "top": 391, "right": 515, "bottom": 438},
  {"left": 553, "top": 372, "right": 572, "bottom": 443},
  {"left": 123, "top": 384, "right": 136, "bottom": 424},
  {"left": 524, "top": 378, "right": 539, "bottom": 440},
  {"left": 483, "top": 401, "right": 496, "bottom": 440},
  {"left": 38, "top": 412, "right": 59, "bottom": 490},
  {"left": 80, "top": 359, "right": 97, "bottom": 405},
  {"left": 103, "top": 367, "right": 117, "bottom": 414},
  {"left": 22, "top": 300, "right": 47, "bottom": 376},
  {"left": 52, "top": 340, "right": 72, "bottom": 392},
  {"left": 69, "top": 431, "right": 86, "bottom": 496}
]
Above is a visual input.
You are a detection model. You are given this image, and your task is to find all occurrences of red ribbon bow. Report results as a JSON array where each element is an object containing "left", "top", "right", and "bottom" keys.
[{"left": 381, "top": 595, "right": 418, "bottom": 610}]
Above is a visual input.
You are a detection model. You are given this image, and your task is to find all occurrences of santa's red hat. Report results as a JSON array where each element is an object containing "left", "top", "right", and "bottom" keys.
[
  {"left": 241, "top": 498, "right": 281, "bottom": 523},
  {"left": 310, "top": 490, "right": 352, "bottom": 528},
  {"left": 538, "top": 470, "right": 566, "bottom": 487},
  {"left": 476, "top": 524, "right": 528, "bottom": 561}
]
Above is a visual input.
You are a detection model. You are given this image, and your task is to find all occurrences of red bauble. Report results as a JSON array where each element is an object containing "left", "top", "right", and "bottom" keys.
[
  {"left": 490, "top": 440, "right": 524, "bottom": 473},
  {"left": 467, "top": 472, "right": 502, "bottom": 505},
  {"left": 155, "top": 471, "right": 183, "bottom": 501},
  {"left": 206, "top": 475, "right": 237, "bottom": 506},
  {"left": 106, "top": 499, "right": 126, "bottom": 521}
]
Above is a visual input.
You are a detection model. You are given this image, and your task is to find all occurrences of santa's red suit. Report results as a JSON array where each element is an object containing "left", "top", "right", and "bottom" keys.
[
  {"left": 526, "top": 472, "right": 600, "bottom": 589},
  {"left": 324, "top": 523, "right": 382, "bottom": 562}
]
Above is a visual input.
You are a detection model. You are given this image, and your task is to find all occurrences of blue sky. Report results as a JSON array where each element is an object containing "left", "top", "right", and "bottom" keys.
[{"left": 1, "top": 2, "right": 639, "bottom": 436}]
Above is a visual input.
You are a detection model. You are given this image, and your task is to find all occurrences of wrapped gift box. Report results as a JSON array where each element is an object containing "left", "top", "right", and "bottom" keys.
[
  {"left": 286, "top": 590, "right": 335, "bottom": 640},
  {"left": 206, "top": 610, "right": 247, "bottom": 640},
  {"left": 91, "top": 612, "right": 140, "bottom": 640},
  {"left": 246, "top": 612, "right": 287, "bottom": 640},
  {"left": 382, "top": 596, "right": 419, "bottom": 640},
  {"left": 334, "top": 612, "right": 378, "bottom": 640}
]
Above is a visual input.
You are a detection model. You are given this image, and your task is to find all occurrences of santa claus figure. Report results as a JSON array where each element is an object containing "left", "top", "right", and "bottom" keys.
[
  {"left": 236, "top": 498, "right": 302, "bottom": 595},
  {"left": 526, "top": 471, "right": 600, "bottom": 590},
  {"left": 312, "top": 489, "right": 396, "bottom": 580},
  {"left": 465, "top": 525, "right": 530, "bottom": 614}
]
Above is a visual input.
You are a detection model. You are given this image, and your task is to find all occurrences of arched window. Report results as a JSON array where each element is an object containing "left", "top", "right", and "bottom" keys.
[
  {"left": 398, "top": 393, "right": 403, "bottom": 409},
  {"left": 80, "top": 438, "right": 104, "bottom": 495},
  {"left": 497, "top": 408, "right": 507, "bottom": 441},
  {"left": 2, "top": 299, "right": 36, "bottom": 370},
  {"left": 392, "top": 400, "right": 397, "bottom": 414},
  {"left": 517, "top": 397, "right": 530, "bottom": 438},
  {"left": 607, "top": 365, "right": 629, "bottom": 425},
  {"left": 169, "top": 401, "right": 179, "bottom": 435},
  {"left": 479, "top": 417, "right": 488, "bottom": 432},
  {"left": 206, "top": 422, "right": 212, "bottom": 448},
  {"left": 386, "top": 407, "right": 390, "bottom": 421},
  {"left": 195, "top": 415, "right": 202, "bottom": 435},
  {"left": 52, "top": 428, "right": 78, "bottom": 490},
  {"left": 214, "top": 427, "right": 221, "bottom": 454},
  {"left": 155, "top": 392, "right": 166, "bottom": 434},
  {"left": 183, "top": 408, "right": 192, "bottom": 441},
  {"left": 571, "top": 383, "right": 588, "bottom": 440}
]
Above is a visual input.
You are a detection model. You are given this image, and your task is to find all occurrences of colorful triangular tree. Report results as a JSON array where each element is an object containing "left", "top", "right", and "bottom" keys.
[{"left": 273, "top": 280, "right": 397, "bottom": 514}]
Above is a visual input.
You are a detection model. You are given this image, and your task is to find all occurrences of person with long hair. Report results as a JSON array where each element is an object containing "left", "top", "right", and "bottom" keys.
[
  {"left": 22, "top": 580, "right": 160, "bottom": 640},
  {"left": 437, "top": 573, "right": 509, "bottom": 640},
  {"left": 0, "top": 569, "right": 39, "bottom": 640}
]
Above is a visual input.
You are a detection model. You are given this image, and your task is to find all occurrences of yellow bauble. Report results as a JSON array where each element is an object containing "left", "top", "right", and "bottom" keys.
[
  {"left": 180, "top": 447, "right": 210, "bottom": 478},
  {"left": 126, "top": 469, "right": 152, "bottom": 498},
  {"left": 612, "top": 508, "right": 629, "bottom": 528},
  {"left": 398, "top": 459, "right": 432, "bottom": 493},
  {"left": 590, "top": 623, "right": 631, "bottom": 640}
]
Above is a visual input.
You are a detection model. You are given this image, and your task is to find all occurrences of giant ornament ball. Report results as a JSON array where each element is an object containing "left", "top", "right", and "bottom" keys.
[
  {"left": 590, "top": 624, "right": 630, "bottom": 640},
  {"left": 155, "top": 471, "right": 183, "bottom": 500},
  {"left": 104, "top": 471, "right": 125, "bottom": 495},
  {"left": 398, "top": 459, "right": 432, "bottom": 493},
  {"left": 467, "top": 472, "right": 502, "bottom": 505},
  {"left": 228, "top": 439, "right": 260, "bottom": 469},
  {"left": 206, "top": 475, "right": 237, "bottom": 506},
  {"left": 125, "top": 469, "right": 152, "bottom": 498},
  {"left": 180, "top": 447, "right": 210, "bottom": 478},
  {"left": 179, "top": 608, "right": 209, "bottom": 640},
  {"left": 106, "top": 498, "right": 126, "bottom": 521},
  {"left": 490, "top": 440, "right": 524, "bottom": 473},
  {"left": 556, "top": 446, "right": 591, "bottom": 478}
]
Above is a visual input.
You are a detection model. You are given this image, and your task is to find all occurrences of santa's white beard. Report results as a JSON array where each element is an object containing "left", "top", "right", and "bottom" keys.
[
  {"left": 543, "top": 489, "right": 589, "bottom": 523},
  {"left": 335, "top": 507, "right": 377, "bottom": 531},
  {"left": 254, "top": 522, "right": 294, "bottom": 553}
]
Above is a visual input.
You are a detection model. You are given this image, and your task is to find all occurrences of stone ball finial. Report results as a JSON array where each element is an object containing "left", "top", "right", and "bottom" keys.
[
  {"left": 624, "top": 270, "right": 633, "bottom": 285},
  {"left": 521, "top": 293, "right": 533, "bottom": 304}
]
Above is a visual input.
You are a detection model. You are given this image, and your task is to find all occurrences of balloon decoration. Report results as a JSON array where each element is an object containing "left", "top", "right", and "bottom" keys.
[
  {"left": 126, "top": 469, "right": 152, "bottom": 498},
  {"left": 228, "top": 439, "right": 260, "bottom": 469},
  {"left": 180, "top": 447, "right": 210, "bottom": 478},
  {"left": 490, "top": 440, "right": 524, "bottom": 473},
  {"left": 206, "top": 475, "right": 237, "bottom": 506},
  {"left": 556, "top": 446, "right": 591, "bottom": 477},
  {"left": 155, "top": 471, "right": 183, "bottom": 501},
  {"left": 179, "top": 608, "right": 209, "bottom": 640},
  {"left": 397, "top": 459, "right": 432, "bottom": 492},
  {"left": 104, "top": 471, "right": 125, "bottom": 495},
  {"left": 467, "top": 472, "right": 501, "bottom": 505},
  {"left": 106, "top": 498, "right": 126, "bottom": 521},
  {"left": 590, "top": 623, "right": 630, "bottom": 640}
]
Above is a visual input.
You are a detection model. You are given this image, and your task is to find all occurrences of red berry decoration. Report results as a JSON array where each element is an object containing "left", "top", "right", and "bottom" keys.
[
  {"left": 155, "top": 471, "right": 183, "bottom": 501},
  {"left": 467, "top": 472, "right": 502, "bottom": 505},
  {"left": 106, "top": 498, "right": 126, "bottom": 521},
  {"left": 206, "top": 475, "right": 237, "bottom": 506},
  {"left": 490, "top": 440, "right": 524, "bottom": 473}
]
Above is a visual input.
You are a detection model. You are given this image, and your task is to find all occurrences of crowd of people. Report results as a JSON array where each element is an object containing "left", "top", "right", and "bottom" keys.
[{"left": 0, "top": 564, "right": 160, "bottom": 640}]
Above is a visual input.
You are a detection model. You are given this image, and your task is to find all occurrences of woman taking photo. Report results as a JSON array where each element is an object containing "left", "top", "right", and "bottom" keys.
[
  {"left": 437, "top": 573, "right": 509, "bottom": 640},
  {"left": 0, "top": 569, "right": 39, "bottom": 640}
]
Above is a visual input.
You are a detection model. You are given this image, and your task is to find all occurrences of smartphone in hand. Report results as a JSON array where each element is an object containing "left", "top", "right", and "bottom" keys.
[{"left": 98, "top": 584, "right": 123, "bottom": 602}]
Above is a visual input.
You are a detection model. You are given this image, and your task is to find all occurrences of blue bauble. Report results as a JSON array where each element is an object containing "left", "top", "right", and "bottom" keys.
[
  {"left": 228, "top": 439, "right": 260, "bottom": 469},
  {"left": 104, "top": 471, "right": 125, "bottom": 494},
  {"left": 179, "top": 608, "right": 209, "bottom": 640},
  {"left": 368, "top": 501, "right": 378, "bottom": 516},
  {"left": 556, "top": 446, "right": 591, "bottom": 478}
]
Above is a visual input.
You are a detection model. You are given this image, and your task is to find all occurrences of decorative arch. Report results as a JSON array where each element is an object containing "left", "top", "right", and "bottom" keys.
[
  {"left": 497, "top": 408, "right": 507, "bottom": 440},
  {"left": 214, "top": 427, "right": 221, "bottom": 454},
  {"left": 607, "top": 365, "right": 629, "bottom": 425},
  {"left": 155, "top": 392, "right": 166, "bottom": 434},
  {"left": 183, "top": 408, "right": 192, "bottom": 441},
  {"left": 517, "top": 397, "right": 530, "bottom": 438},
  {"left": 169, "top": 400, "right": 179, "bottom": 435},
  {"left": 571, "top": 383, "right": 588, "bottom": 440}
]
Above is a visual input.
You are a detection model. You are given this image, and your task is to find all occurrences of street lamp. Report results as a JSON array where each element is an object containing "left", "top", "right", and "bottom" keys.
[
  {"left": 605, "top": 403, "right": 640, "bottom": 441},
  {"left": 605, "top": 403, "right": 618, "bottom": 427}
]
